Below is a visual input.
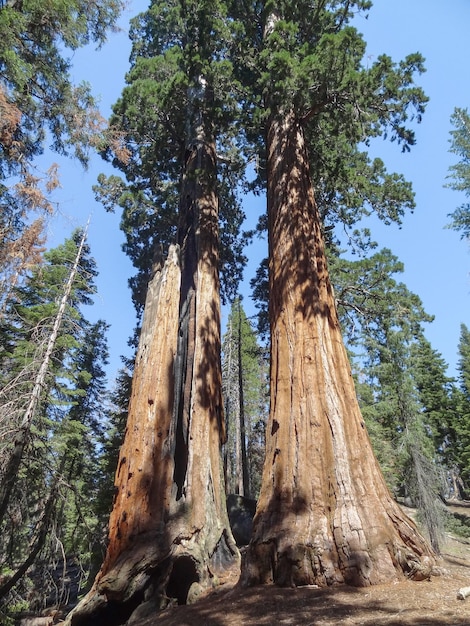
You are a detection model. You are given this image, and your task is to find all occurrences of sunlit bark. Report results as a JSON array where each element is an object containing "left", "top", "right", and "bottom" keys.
[
  {"left": 241, "top": 110, "right": 434, "bottom": 588},
  {"left": 65, "top": 120, "right": 238, "bottom": 626}
]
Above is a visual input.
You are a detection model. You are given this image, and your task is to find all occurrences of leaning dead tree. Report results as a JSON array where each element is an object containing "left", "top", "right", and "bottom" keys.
[
  {"left": 0, "top": 221, "right": 90, "bottom": 527},
  {"left": 65, "top": 80, "right": 239, "bottom": 625}
]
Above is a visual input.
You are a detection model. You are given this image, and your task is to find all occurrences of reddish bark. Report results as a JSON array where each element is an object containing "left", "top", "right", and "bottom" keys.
[
  {"left": 241, "top": 110, "right": 434, "bottom": 588},
  {"left": 65, "top": 138, "right": 238, "bottom": 625}
]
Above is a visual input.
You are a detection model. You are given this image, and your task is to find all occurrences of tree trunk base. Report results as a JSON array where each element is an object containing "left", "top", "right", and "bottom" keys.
[
  {"left": 240, "top": 506, "right": 435, "bottom": 589},
  {"left": 65, "top": 528, "right": 239, "bottom": 625}
]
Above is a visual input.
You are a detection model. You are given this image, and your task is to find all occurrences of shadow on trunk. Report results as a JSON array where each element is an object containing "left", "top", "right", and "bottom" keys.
[
  {"left": 65, "top": 233, "right": 238, "bottom": 625},
  {"left": 241, "top": 110, "right": 435, "bottom": 589}
]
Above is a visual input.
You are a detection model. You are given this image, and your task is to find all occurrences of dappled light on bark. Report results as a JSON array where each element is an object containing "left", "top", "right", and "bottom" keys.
[
  {"left": 65, "top": 138, "right": 238, "bottom": 625},
  {"left": 241, "top": 110, "right": 434, "bottom": 589}
]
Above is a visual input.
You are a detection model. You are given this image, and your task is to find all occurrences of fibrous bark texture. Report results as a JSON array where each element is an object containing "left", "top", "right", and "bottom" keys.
[
  {"left": 241, "top": 111, "right": 434, "bottom": 589},
  {"left": 65, "top": 137, "right": 238, "bottom": 625}
]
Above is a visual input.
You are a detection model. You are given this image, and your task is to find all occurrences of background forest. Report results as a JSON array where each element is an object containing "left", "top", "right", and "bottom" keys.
[{"left": 1, "top": 0, "right": 470, "bottom": 622}]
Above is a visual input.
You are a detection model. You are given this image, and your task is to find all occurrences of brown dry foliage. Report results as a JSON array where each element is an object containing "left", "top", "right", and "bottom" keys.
[{"left": 0, "top": 86, "right": 21, "bottom": 153}]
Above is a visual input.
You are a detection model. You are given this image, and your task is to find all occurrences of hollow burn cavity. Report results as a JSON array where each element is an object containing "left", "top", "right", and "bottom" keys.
[{"left": 166, "top": 556, "right": 199, "bottom": 605}]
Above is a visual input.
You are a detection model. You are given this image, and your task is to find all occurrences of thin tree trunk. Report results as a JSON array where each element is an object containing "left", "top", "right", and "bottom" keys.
[
  {"left": 223, "top": 316, "right": 233, "bottom": 493},
  {"left": 241, "top": 110, "right": 434, "bottom": 588},
  {"left": 0, "top": 222, "right": 89, "bottom": 526},
  {"left": 65, "top": 116, "right": 238, "bottom": 626},
  {"left": 233, "top": 314, "right": 242, "bottom": 495},
  {"left": 0, "top": 456, "right": 64, "bottom": 599},
  {"left": 238, "top": 299, "right": 249, "bottom": 497}
]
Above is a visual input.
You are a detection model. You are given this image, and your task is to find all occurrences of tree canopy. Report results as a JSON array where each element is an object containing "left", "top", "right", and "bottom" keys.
[
  {"left": 0, "top": 0, "right": 125, "bottom": 321},
  {"left": 94, "top": 0, "right": 247, "bottom": 312},
  {"left": 228, "top": 0, "right": 427, "bottom": 244},
  {"left": 447, "top": 107, "right": 470, "bottom": 239}
]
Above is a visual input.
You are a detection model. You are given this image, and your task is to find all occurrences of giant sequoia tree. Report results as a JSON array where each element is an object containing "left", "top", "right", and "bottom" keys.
[
  {"left": 66, "top": 1, "right": 243, "bottom": 622},
  {"left": 237, "top": 2, "right": 435, "bottom": 587},
  {"left": 67, "top": 0, "right": 439, "bottom": 620}
]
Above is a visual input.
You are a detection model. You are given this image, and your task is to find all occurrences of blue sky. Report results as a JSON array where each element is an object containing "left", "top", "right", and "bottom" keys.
[
  {"left": 354, "top": 1, "right": 470, "bottom": 377},
  {"left": 46, "top": 0, "right": 470, "bottom": 381}
]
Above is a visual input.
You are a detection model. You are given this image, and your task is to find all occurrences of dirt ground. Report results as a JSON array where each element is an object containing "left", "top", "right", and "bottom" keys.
[{"left": 139, "top": 505, "right": 470, "bottom": 626}]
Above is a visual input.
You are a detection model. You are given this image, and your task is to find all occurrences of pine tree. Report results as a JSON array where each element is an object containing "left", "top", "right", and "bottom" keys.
[
  {"left": 0, "top": 0, "right": 126, "bottom": 327},
  {"left": 0, "top": 227, "right": 93, "bottom": 525},
  {"left": 360, "top": 327, "right": 446, "bottom": 552},
  {"left": 330, "top": 248, "right": 436, "bottom": 491},
  {"left": 56, "top": 319, "right": 110, "bottom": 557},
  {"left": 332, "top": 252, "right": 458, "bottom": 550},
  {"left": 410, "top": 336, "right": 458, "bottom": 481},
  {"left": 0, "top": 0, "right": 124, "bottom": 168},
  {"left": 452, "top": 324, "right": 470, "bottom": 489},
  {"left": 0, "top": 230, "right": 109, "bottom": 611},
  {"left": 447, "top": 108, "right": 470, "bottom": 239},
  {"left": 222, "top": 298, "right": 267, "bottom": 498}
]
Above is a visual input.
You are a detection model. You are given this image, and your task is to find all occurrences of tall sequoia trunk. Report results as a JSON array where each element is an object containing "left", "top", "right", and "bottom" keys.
[
  {"left": 241, "top": 109, "right": 435, "bottom": 588},
  {"left": 65, "top": 112, "right": 238, "bottom": 626}
]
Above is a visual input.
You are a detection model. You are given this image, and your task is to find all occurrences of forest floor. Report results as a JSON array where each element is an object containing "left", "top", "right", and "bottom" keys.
[{"left": 138, "top": 503, "right": 470, "bottom": 626}]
